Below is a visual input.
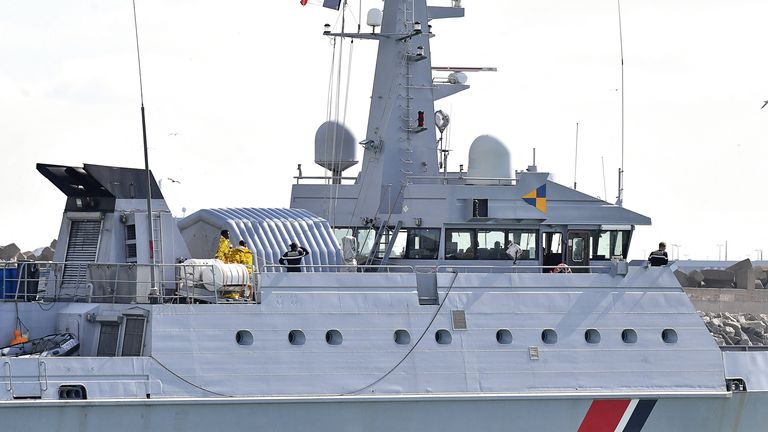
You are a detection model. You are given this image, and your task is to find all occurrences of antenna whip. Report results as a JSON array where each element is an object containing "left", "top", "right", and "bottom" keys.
[{"left": 132, "top": 0, "right": 157, "bottom": 291}]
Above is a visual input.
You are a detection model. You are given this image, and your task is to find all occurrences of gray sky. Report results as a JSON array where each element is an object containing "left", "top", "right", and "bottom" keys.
[{"left": 1, "top": 0, "right": 766, "bottom": 260}]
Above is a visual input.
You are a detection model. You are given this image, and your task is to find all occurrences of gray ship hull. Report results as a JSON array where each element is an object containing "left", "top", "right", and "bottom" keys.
[{"left": 2, "top": 392, "right": 765, "bottom": 432}]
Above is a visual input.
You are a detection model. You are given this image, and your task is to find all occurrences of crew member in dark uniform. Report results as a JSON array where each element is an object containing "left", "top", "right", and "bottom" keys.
[
  {"left": 648, "top": 241, "right": 669, "bottom": 266},
  {"left": 279, "top": 242, "right": 310, "bottom": 272}
]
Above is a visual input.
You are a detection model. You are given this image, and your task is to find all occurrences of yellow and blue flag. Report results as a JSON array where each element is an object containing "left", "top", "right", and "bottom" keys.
[{"left": 522, "top": 184, "right": 547, "bottom": 213}]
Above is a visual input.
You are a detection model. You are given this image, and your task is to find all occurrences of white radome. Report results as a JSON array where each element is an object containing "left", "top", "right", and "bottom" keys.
[
  {"left": 314, "top": 121, "right": 358, "bottom": 173},
  {"left": 467, "top": 134, "right": 513, "bottom": 180}
]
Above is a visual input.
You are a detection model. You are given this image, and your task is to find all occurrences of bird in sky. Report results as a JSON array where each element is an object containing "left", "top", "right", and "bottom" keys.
[{"left": 762, "top": 100, "right": 768, "bottom": 109}]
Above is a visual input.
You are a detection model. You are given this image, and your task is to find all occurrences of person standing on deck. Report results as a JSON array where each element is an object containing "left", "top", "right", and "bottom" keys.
[
  {"left": 231, "top": 240, "right": 255, "bottom": 299},
  {"left": 648, "top": 242, "right": 669, "bottom": 266},
  {"left": 279, "top": 242, "right": 310, "bottom": 272},
  {"left": 215, "top": 230, "right": 234, "bottom": 262},
  {"left": 231, "top": 240, "right": 253, "bottom": 268}
]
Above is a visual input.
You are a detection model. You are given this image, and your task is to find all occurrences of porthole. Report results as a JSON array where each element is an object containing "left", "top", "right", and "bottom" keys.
[
  {"left": 622, "top": 329, "right": 638, "bottom": 344},
  {"left": 325, "top": 329, "right": 343, "bottom": 345},
  {"left": 662, "top": 328, "right": 678, "bottom": 344},
  {"left": 585, "top": 329, "right": 601, "bottom": 344},
  {"left": 394, "top": 329, "right": 411, "bottom": 345},
  {"left": 288, "top": 330, "right": 305, "bottom": 346},
  {"left": 435, "top": 329, "right": 452, "bottom": 345},
  {"left": 496, "top": 329, "right": 513, "bottom": 344},
  {"left": 235, "top": 330, "right": 253, "bottom": 346},
  {"left": 541, "top": 329, "right": 558, "bottom": 344}
]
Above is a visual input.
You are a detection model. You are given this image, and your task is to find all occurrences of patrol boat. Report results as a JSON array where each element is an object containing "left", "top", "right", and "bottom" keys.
[{"left": 1, "top": 1, "right": 766, "bottom": 431}]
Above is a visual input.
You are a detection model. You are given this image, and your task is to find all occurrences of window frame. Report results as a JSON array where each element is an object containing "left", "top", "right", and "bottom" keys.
[
  {"left": 444, "top": 228, "right": 539, "bottom": 260},
  {"left": 444, "top": 228, "right": 477, "bottom": 260},
  {"left": 507, "top": 229, "right": 539, "bottom": 260},
  {"left": 591, "top": 229, "right": 632, "bottom": 260},
  {"left": 96, "top": 312, "right": 148, "bottom": 357},
  {"left": 404, "top": 228, "right": 441, "bottom": 260}
]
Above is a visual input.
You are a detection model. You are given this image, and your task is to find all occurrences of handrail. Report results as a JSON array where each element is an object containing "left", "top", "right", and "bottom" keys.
[
  {"left": 0, "top": 260, "right": 627, "bottom": 304},
  {"left": 294, "top": 175, "right": 357, "bottom": 185},
  {"left": 262, "top": 263, "right": 614, "bottom": 273},
  {"left": 0, "top": 261, "right": 258, "bottom": 305},
  {"left": 406, "top": 175, "right": 518, "bottom": 186},
  {"left": 261, "top": 264, "right": 417, "bottom": 273}
]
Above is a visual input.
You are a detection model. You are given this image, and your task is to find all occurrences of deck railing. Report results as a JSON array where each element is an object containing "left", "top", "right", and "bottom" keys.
[
  {"left": 0, "top": 261, "right": 257, "bottom": 305},
  {"left": 0, "top": 261, "right": 624, "bottom": 304}
]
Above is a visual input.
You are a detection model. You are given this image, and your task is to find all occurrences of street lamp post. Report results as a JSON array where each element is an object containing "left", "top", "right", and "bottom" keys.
[{"left": 670, "top": 244, "right": 681, "bottom": 260}]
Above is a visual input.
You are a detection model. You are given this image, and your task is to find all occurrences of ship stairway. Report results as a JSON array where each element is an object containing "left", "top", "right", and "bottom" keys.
[
  {"left": 151, "top": 213, "right": 163, "bottom": 263},
  {"left": 60, "top": 219, "right": 102, "bottom": 299}
]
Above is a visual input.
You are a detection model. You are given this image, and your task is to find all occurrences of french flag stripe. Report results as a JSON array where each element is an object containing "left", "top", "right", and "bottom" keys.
[
  {"left": 621, "top": 399, "right": 658, "bottom": 432},
  {"left": 577, "top": 399, "right": 632, "bottom": 432},
  {"left": 613, "top": 399, "right": 639, "bottom": 432}
]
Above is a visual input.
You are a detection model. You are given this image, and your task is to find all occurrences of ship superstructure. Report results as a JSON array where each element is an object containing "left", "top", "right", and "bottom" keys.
[{"left": 1, "top": 1, "right": 767, "bottom": 431}]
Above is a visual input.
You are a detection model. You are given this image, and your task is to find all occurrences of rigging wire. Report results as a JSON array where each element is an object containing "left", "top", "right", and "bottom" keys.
[
  {"left": 331, "top": 32, "right": 356, "bottom": 223},
  {"left": 150, "top": 355, "right": 232, "bottom": 398},
  {"left": 14, "top": 301, "right": 29, "bottom": 334},
  {"left": 344, "top": 271, "right": 460, "bottom": 395},
  {"left": 329, "top": 33, "right": 345, "bottom": 226}
]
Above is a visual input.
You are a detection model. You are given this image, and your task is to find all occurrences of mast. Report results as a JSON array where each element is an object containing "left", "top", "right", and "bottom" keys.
[
  {"left": 616, "top": 0, "right": 625, "bottom": 207},
  {"left": 132, "top": 0, "right": 156, "bottom": 291},
  {"left": 353, "top": 0, "right": 462, "bottom": 219}
]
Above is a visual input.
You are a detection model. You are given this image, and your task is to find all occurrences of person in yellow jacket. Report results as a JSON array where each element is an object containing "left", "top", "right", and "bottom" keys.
[
  {"left": 231, "top": 240, "right": 254, "bottom": 270},
  {"left": 231, "top": 240, "right": 254, "bottom": 300},
  {"left": 215, "top": 230, "right": 233, "bottom": 262}
]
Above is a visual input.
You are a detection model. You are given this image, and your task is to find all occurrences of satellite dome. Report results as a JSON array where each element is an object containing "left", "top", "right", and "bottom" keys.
[
  {"left": 467, "top": 135, "right": 512, "bottom": 181},
  {"left": 314, "top": 121, "right": 358, "bottom": 174}
]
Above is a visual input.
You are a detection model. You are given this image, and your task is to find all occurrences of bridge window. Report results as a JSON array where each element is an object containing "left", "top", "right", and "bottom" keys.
[
  {"left": 387, "top": 228, "right": 409, "bottom": 259},
  {"left": 355, "top": 228, "right": 377, "bottom": 257},
  {"left": 543, "top": 232, "right": 564, "bottom": 270},
  {"left": 404, "top": 228, "right": 441, "bottom": 259},
  {"left": 333, "top": 227, "right": 354, "bottom": 247},
  {"left": 509, "top": 230, "right": 538, "bottom": 260},
  {"left": 445, "top": 229, "right": 476, "bottom": 260},
  {"left": 446, "top": 228, "right": 539, "bottom": 260},
  {"left": 572, "top": 237, "right": 585, "bottom": 262},
  {"left": 613, "top": 231, "right": 630, "bottom": 258},
  {"left": 476, "top": 230, "right": 506, "bottom": 260},
  {"left": 375, "top": 228, "right": 443, "bottom": 260},
  {"left": 592, "top": 230, "right": 631, "bottom": 260}
]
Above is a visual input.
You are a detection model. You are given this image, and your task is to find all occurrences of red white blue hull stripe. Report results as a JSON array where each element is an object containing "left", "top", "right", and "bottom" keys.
[{"left": 578, "top": 399, "right": 658, "bottom": 432}]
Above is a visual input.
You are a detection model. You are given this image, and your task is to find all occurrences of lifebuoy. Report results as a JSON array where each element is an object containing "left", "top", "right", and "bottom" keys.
[{"left": 551, "top": 263, "right": 572, "bottom": 274}]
